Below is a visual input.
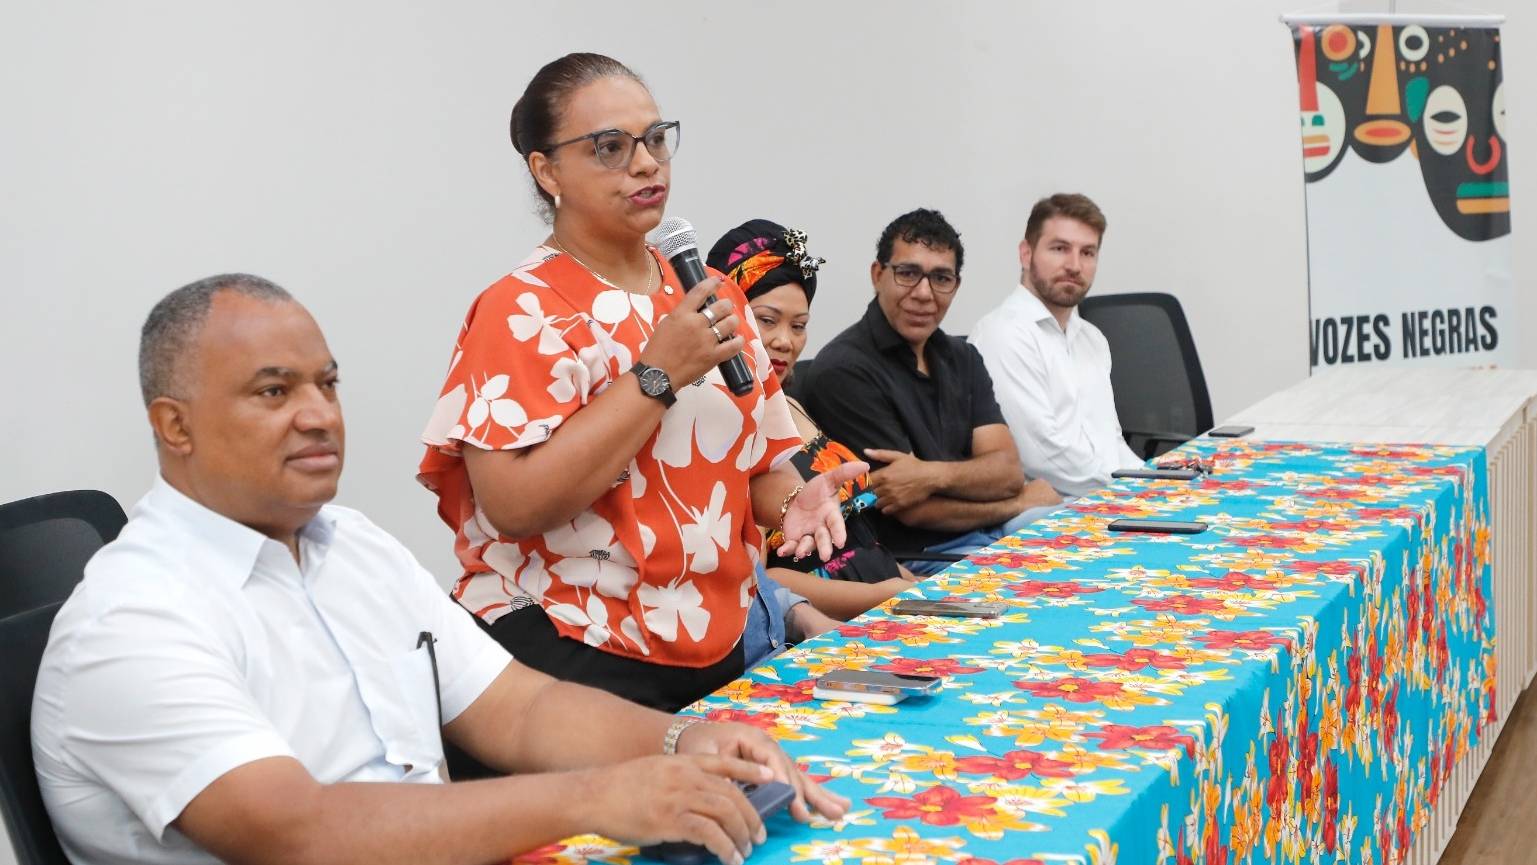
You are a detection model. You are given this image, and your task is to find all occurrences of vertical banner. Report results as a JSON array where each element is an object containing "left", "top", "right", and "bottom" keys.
[{"left": 1286, "top": 15, "right": 1512, "bottom": 370}]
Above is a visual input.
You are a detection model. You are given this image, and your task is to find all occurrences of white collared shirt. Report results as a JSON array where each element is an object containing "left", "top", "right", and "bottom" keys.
[
  {"left": 32, "top": 478, "right": 510, "bottom": 865},
  {"left": 969, "top": 285, "right": 1143, "bottom": 497}
]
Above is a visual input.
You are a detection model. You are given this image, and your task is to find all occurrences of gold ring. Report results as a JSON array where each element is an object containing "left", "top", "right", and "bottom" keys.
[{"left": 710, "top": 324, "right": 725, "bottom": 342}]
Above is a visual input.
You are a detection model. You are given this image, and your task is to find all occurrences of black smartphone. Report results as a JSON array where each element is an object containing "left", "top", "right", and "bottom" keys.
[
  {"left": 1207, "top": 425, "right": 1255, "bottom": 438},
  {"left": 639, "top": 781, "right": 797, "bottom": 865},
  {"left": 1107, "top": 518, "right": 1208, "bottom": 534},
  {"left": 891, "top": 598, "right": 1006, "bottom": 618},
  {"left": 1111, "top": 468, "right": 1200, "bottom": 480}
]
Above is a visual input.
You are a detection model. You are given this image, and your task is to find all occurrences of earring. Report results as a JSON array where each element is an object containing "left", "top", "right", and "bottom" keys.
[{"left": 554, "top": 194, "right": 561, "bottom": 209}]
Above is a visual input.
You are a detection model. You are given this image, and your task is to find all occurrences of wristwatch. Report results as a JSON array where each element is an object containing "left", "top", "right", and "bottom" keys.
[{"left": 630, "top": 362, "right": 676, "bottom": 407}]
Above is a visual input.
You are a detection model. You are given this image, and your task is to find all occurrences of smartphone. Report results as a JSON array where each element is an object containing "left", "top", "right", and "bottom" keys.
[
  {"left": 639, "top": 781, "right": 797, "bottom": 865},
  {"left": 1207, "top": 425, "right": 1255, "bottom": 438},
  {"left": 1111, "top": 468, "right": 1200, "bottom": 480},
  {"left": 1107, "top": 518, "right": 1208, "bottom": 534},
  {"left": 818, "top": 668, "right": 943, "bottom": 697},
  {"left": 891, "top": 598, "right": 1007, "bottom": 618},
  {"left": 811, "top": 685, "right": 904, "bottom": 705}
]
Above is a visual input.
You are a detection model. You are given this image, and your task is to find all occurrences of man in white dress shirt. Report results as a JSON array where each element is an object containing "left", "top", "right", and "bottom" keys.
[
  {"left": 31, "top": 273, "right": 845, "bottom": 865},
  {"left": 969, "top": 194, "right": 1143, "bottom": 498}
]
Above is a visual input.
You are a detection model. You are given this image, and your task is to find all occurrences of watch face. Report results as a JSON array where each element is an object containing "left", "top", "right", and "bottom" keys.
[{"left": 639, "top": 366, "right": 670, "bottom": 396}]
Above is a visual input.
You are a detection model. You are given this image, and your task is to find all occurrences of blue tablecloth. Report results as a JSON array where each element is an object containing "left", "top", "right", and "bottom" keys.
[{"left": 525, "top": 440, "right": 1495, "bottom": 865}]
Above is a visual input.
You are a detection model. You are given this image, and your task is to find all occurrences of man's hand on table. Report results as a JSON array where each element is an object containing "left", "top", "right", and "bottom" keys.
[
  {"left": 677, "top": 721, "right": 851, "bottom": 824},
  {"left": 584, "top": 753, "right": 771, "bottom": 865}
]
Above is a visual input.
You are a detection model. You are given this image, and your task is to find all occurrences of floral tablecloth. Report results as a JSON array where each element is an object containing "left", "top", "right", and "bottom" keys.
[{"left": 525, "top": 440, "right": 1495, "bottom": 865}]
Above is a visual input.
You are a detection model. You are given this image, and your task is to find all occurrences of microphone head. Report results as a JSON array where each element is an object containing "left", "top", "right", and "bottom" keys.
[{"left": 650, "top": 217, "right": 698, "bottom": 260}]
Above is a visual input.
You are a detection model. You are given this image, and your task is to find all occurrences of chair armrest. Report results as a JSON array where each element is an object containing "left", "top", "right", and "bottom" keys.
[{"left": 1121, "top": 429, "right": 1194, "bottom": 461}]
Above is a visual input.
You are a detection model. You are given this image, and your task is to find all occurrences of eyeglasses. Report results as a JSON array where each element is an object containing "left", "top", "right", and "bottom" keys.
[
  {"left": 884, "top": 262, "right": 960, "bottom": 294},
  {"left": 545, "top": 120, "right": 681, "bottom": 170}
]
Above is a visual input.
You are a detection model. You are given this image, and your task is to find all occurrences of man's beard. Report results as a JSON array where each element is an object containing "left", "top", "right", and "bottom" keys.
[{"left": 1028, "top": 261, "right": 1090, "bottom": 308}]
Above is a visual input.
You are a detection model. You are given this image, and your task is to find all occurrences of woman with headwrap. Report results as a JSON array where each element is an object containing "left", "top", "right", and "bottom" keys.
[{"left": 707, "top": 220, "right": 917, "bottom": 620}]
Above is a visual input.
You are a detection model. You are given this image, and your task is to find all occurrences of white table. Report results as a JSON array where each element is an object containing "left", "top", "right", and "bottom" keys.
[{"left": 1226, "top": 367, "right": 1537, "bottom": 865}]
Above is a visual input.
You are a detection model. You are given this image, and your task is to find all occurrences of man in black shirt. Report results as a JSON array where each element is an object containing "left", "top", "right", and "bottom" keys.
[{"left": 803, "top": 209, "right": 1060, "bottom": 574}]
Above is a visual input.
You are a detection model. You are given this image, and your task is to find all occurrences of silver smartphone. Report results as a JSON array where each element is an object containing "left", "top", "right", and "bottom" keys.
[
  {"left": 817, "top": 669, "right": 943, "bottom": 697},
  {"left": 891, "top": 598, "right": 1006, "bottom": 619}
]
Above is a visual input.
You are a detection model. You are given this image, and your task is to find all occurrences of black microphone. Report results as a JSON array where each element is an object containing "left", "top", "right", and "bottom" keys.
[{"left": 650, "top": 217, "right": 755, "bottom": 396}]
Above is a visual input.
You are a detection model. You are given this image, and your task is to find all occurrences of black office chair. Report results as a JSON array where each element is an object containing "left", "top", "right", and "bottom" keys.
[
  {"left": 1078, "top": 292, "right": 1213, "bottom": 460},
  {"left": 0, "top": 490, "right": 127, "bottom": 618},
  {"left": 0, "top": 602, "right": 70, "bottom": 865}
]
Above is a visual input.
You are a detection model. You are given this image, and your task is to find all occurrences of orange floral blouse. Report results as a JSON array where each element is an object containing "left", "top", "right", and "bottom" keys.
[{"left": 418, "top": 246, "right": 800, "bottom": 667}]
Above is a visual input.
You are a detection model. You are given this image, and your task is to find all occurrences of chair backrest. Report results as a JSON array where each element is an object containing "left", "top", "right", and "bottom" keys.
[
  {"left": 1077, "top": 292, "right": 1213, "bottom": 447},
  {"left": 0, "top": 490, "right": 126, "bottom": 619},
  {"left": 0, "top": 603, "right": 70, "bottom": 865}
]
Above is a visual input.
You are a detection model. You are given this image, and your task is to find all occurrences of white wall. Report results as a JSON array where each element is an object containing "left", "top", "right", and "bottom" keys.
[
  {"left": 5, "top": 0, "right": 1536, "bottom": 581},
  {"left": 3, "top": 1, "right": 1535, "bottom": 861}
]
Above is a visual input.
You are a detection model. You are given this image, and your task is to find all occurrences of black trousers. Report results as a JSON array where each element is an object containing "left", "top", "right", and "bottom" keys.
[
  {"left": 483, "top": 604, "right": 746, "bottom": 712},
  {"left": 446, "top": 605, "right": 746, "bottom": 779}
]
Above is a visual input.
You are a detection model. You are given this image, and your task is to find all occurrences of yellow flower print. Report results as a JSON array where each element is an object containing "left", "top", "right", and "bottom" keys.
[
  {"left": 1041, "top": 777, "right": 1132, "bottom": 802},
  {"left": 1055, "top": 743, "right": 1134, "bottom": 773},
  {"left": 807, "top": 808, "right": 880, "bottom": 832},
  {"left": 790, "top": 838, "right": 880, "bottom": 865},
  {"left": 848, "top": 732, "right": 918, "bottom": 764},
  {"left": 896, "top": 748, "right": 961, "bottom": 781},
  {"left": 968, "top": 783, "right": 1073, "bottom": 818},
  {"left": 859, "top": 825, "right": 968, "bottom": 865}
]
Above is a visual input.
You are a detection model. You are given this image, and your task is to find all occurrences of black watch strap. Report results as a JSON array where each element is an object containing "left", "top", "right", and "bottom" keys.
[{"left": 631, "top": 362, "right": 676, "bottom": 407}]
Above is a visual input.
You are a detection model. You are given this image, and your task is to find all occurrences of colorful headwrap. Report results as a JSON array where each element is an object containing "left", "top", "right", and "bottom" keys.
[{"left": 705, "top": 218, "right": 825, "bottom": 303}]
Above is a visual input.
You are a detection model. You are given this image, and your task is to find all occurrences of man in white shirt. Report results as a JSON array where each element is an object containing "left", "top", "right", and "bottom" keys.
[
  {"left": 969, "top": 194, "right": 1143, "bottom": 498},
  {"left": 32, "top": 273, "right": 845, "bottom": 865}
]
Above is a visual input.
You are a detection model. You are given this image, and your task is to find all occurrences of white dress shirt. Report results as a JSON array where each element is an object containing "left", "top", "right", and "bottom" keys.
[
  {"left": 32, "top": 478, "right": 510, "bottom": 865},
  {"left": 969, "top": 285, "right": 1143, "bottom": 497}
]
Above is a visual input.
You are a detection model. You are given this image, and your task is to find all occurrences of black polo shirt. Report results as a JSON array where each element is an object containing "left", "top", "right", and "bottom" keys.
[{"left": 802, "top": 299, "right": 1006, "bottom": 550}]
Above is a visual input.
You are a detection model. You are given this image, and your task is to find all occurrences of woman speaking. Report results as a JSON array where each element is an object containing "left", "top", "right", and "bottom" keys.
[{"left": 418, "top": 53, "right": 860, "bottom": 713}]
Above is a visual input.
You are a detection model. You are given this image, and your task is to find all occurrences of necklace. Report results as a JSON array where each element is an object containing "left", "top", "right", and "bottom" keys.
[{"left": 551, "top": 238, "right": 656, "bottom": 295}]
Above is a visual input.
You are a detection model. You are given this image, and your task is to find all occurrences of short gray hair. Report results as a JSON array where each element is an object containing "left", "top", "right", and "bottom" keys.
[{"left": 138, "top": 273, "right": 293, "bottom": 406}]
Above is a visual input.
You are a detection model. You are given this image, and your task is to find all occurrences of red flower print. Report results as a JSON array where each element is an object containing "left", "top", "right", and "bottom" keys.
[
  {"left": 750, "top": 680, "right": 817, "bottom": 704},
  {"left": 1344, "top": 651, "right": 1363, "bottom": 718},
  {"left": 1133, "top": 595, "right": 1229, "bottom": 616},
  {"left": 704, "top": 708, "right": 779, "bottom": 731},
  {"left": 1198, "top": 478, "right": 1256, "bottom": 491},
  {"left": 1381, "top": 684, "right": 1399, "bottom": 750},
  {"left": 1268, "top": 519, "right": 1347, "bottom": 532},
  {"left": 1007, "top": 580, "right": 1105, "bottom": 599},
  {"left": 1081, "top": 647, "right": 1188, "bottom": 671},
  {"left": 1296, "top": 716, "right": 1318, "bottom": 815},
  {"left": 1076, "top": 502, "right": 1146, "bottom": 516},
  {"left": 866, "top": 784, "right": 998, "bottom": 826},
  {"left": 970, "top": 551, "right": 1055, "bottom": 569},
  {"left": 1015, "top": 676, "right": 1131, "bottom": 704},
  {"left": 1265, "top": 719, "right": 1290, "bottom": 815},
  {"left": 952, "top": 749, "right": 1075, "bottom": 780},
  {"left": 1355, "top": 506, "right": 1419, "bottom": 521},
  {"left": 1322, "top": 759, "right": 1340, "bottom": 853},
  {"left": 1301, "top": 486, "right": 1367, "bottom": 500},
  {"left": 1084, "top": 723, "right": 1196, "bottom": 757},
  {"left": 1186, "top": 570, "right": 1276, "bottom": 591},
  {"left": 1197, "top": 630, "right": 1289, "bottom": 652},
  {"left": 1283, "top": 560, "right": 1359, "bottom": 577},
  {"left": 1017, "top": 534, "right": 1103, "bottom": 549},
  {"left": 873, "top": 657, "right": 985, "bottom": 676},
  {"left": 837, "top": 620, "right": 932, "bottom": 642},
  {"left": 1227, "top": 534, "right": 1306, "bottom": 548}
]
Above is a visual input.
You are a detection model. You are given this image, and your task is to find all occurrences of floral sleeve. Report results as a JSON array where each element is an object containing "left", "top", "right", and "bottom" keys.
[{"left": 422, "top": 274, "right": 601, "bottom": 455}]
